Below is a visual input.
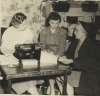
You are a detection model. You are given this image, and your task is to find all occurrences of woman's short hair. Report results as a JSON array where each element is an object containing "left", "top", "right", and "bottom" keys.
[
  {"left": 10, "top": 12, "right": 27, "bottom": 28},
  {"left": 45, "top": 12, "right": 61, "bottom": 27}
]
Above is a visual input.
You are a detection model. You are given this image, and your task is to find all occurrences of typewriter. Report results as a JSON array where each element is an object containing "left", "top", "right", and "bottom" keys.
[{"left": 14, "top": 43, "right": 42, "bottom": 60}]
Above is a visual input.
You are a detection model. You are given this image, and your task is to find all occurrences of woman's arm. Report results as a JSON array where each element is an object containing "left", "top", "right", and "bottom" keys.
[
  {"left": 40, "top": 29, "right": 46, "bottom": 50},
  {"left": 57, "top": 29, "right": 67, "bottom": 57},
  {"left": 25, "top": 28, "right": 35, "bottom": 44},
  {"left": 1, "top": 42, "right": 15, "bottom": 56}
]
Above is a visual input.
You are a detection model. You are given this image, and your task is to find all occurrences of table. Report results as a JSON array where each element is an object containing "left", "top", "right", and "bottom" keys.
[{"left": 0, "top": 62, "right": 71, "bottom": 95}]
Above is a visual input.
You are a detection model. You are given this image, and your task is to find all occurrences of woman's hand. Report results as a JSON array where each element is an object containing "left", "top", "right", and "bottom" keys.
[
  {"left": 43, "top": 50, "right": 53, "bottom": 54},
  {"left": 62, "top": 59, "right": 73, "bottom": 64},
  {"left": 4, "top": 49, "right": 14, "bottom": 57},
  {"left": 59, "top": 56, "right": 73, "bottom": 64},
  {"left": 58, "top": 56, "right": 67, "bottom": 62}
]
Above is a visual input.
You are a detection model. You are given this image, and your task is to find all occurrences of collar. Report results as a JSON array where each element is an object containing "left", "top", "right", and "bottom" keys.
[
  {"left": 46, "top": 26, "right": 61, "bottom": 35},
  {"left": 80, "top": 35, "right": 86, "bottom": 42},
  {"left": 79, "top": 35, "right": 86, "bottom": 46}
]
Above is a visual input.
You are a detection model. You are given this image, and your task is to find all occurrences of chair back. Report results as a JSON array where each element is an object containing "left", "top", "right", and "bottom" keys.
[
  {"left": 1, "top": 27, "right": 7, "bottom": 38},
  {"left": 0, "top": 28, "right": 7, "bottom": 53}
]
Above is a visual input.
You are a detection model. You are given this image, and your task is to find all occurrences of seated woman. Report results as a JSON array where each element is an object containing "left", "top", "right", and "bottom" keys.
[
  {"left": 65, "top": 23, "right": 76, "bottom": 51},
  {"left": 0, "top": 12, "right": 40, "bottom": 95},
  {"left": 40, "top": 12, "right": 67, "bottom": 95},
  {"left": 58, "top": 21, "right": 99, "bottom": 96}
]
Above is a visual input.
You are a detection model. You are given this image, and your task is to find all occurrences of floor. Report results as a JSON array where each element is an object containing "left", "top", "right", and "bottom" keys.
[
  {"left": 0, "top": 81, "right": 43, "bottom": 95},
  {"left": 0, "top": 81, "right": 4, "bottom": 94},
  {"left": 0, "top": 81, "right": 60, "bottom": 95}
]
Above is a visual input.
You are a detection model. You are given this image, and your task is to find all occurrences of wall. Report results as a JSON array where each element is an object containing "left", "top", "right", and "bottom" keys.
[
  {"left": 1, "top": 0, "right": 100, "bottom": 40},
  {"left": 41, "top": 1, "right": 98, "bottom": 27},
  {"left": 60, "top": 1, "right": 99, "bottom": 23},
  {"left": 67, "top": 1, "right": 100, "bottom": 22},
  {"left": 1, "top": 1, "right": 100, "bottom": 27},
  {"left": 1, "top": 0, "right": 45, "bottom": 40},
  {"left": 58, "top": 6, "right": 95, "bottom": 27}
]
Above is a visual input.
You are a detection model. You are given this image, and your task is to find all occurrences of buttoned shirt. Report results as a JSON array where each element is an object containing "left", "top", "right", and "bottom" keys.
[{"left": 40, "top": 26, "right": 67, "bottom": 56}]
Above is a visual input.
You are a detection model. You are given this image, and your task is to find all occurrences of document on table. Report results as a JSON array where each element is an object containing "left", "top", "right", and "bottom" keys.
[
  {"left": 0, "top": 55, "right": 19, "bottom": 65},
  {"left": 58, "top": 56, "right": 67, "bottom": 62},
  {"left": 40, "top": 51, "right": 58, "bottom": 67},
  {"left": 22, "top": 59, "right": 38, "bottom": 65}
]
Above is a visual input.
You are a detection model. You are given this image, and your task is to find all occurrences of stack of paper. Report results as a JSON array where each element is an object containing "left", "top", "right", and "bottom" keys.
[
  {"left": 40, "top": 51, "right": 58, "bottom": 67},
  {"left": 0, "top": 55, "right": 19, "bottom": 65},
  {"left": 22, "top": 59, "right": 38, "bottom": 66}
]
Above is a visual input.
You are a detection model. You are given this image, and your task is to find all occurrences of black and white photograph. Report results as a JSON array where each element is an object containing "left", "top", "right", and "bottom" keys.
[{"left": 0, "top": 0, "right": 100, "bottom": 96}]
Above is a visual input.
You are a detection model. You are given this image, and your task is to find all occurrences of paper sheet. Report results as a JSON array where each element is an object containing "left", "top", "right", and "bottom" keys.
[
  {"left": 22, "top": 59, "right": 38, "bottom": 66},
  {"left": 40, "top": 51, "right": 58, "bottom": 66},
  {"left": 0, "top": 55, "right": 19, "bottom": 65}
]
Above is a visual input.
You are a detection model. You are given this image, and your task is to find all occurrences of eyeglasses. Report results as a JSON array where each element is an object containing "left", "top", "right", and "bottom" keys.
[{"left": 74, "top": 28, "right": 84, "bottom": 32}]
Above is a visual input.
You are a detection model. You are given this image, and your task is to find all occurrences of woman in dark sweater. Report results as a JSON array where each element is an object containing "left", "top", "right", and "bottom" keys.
[{"left": 58, "top": 21, "right": 99, "bottom": 96}]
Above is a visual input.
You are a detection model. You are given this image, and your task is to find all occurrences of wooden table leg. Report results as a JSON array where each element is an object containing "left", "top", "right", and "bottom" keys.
[
  {"left": 42, "top": 82, "right": 46, "bottom": 95},
  {"left": 4, "top": 79, "right": 12, "bottom": 94},
  {"left": 63, "top": 74, "right": 67, "bottom": 95}
]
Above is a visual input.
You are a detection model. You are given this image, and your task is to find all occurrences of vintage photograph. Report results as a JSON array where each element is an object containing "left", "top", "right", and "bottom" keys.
[{"left": 0, "top": 0, "right": 100, "bottom": 96}]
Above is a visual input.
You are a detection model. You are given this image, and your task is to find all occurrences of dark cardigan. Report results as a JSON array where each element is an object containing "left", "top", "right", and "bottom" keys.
[{"left": 65, "top": 37, "right": 99, "bottom": 96}]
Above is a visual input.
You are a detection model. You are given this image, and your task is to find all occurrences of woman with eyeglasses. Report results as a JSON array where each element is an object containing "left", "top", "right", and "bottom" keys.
[{"left": 58, "top": 21, "right": 99, "bottom": 96}]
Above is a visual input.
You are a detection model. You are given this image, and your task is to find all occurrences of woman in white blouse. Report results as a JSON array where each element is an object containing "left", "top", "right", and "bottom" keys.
[
  {"left": 0, "top": 12, "right": 39, "bottom": 95},
  {"left": 1, "top": 13, "right": 34, "bottom": 56}
]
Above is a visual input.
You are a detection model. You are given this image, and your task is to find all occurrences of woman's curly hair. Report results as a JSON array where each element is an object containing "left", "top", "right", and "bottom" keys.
[{"left": 10, "top": 12, "right": 27, "bottom": 28}]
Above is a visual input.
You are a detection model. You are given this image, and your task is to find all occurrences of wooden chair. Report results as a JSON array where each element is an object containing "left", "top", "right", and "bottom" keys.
[
  {"left": 0, "top": 27, "right": 6, "bottom": 79},
  {"left": 1, "top": 27, "right": 7, "bottom": 38}
]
